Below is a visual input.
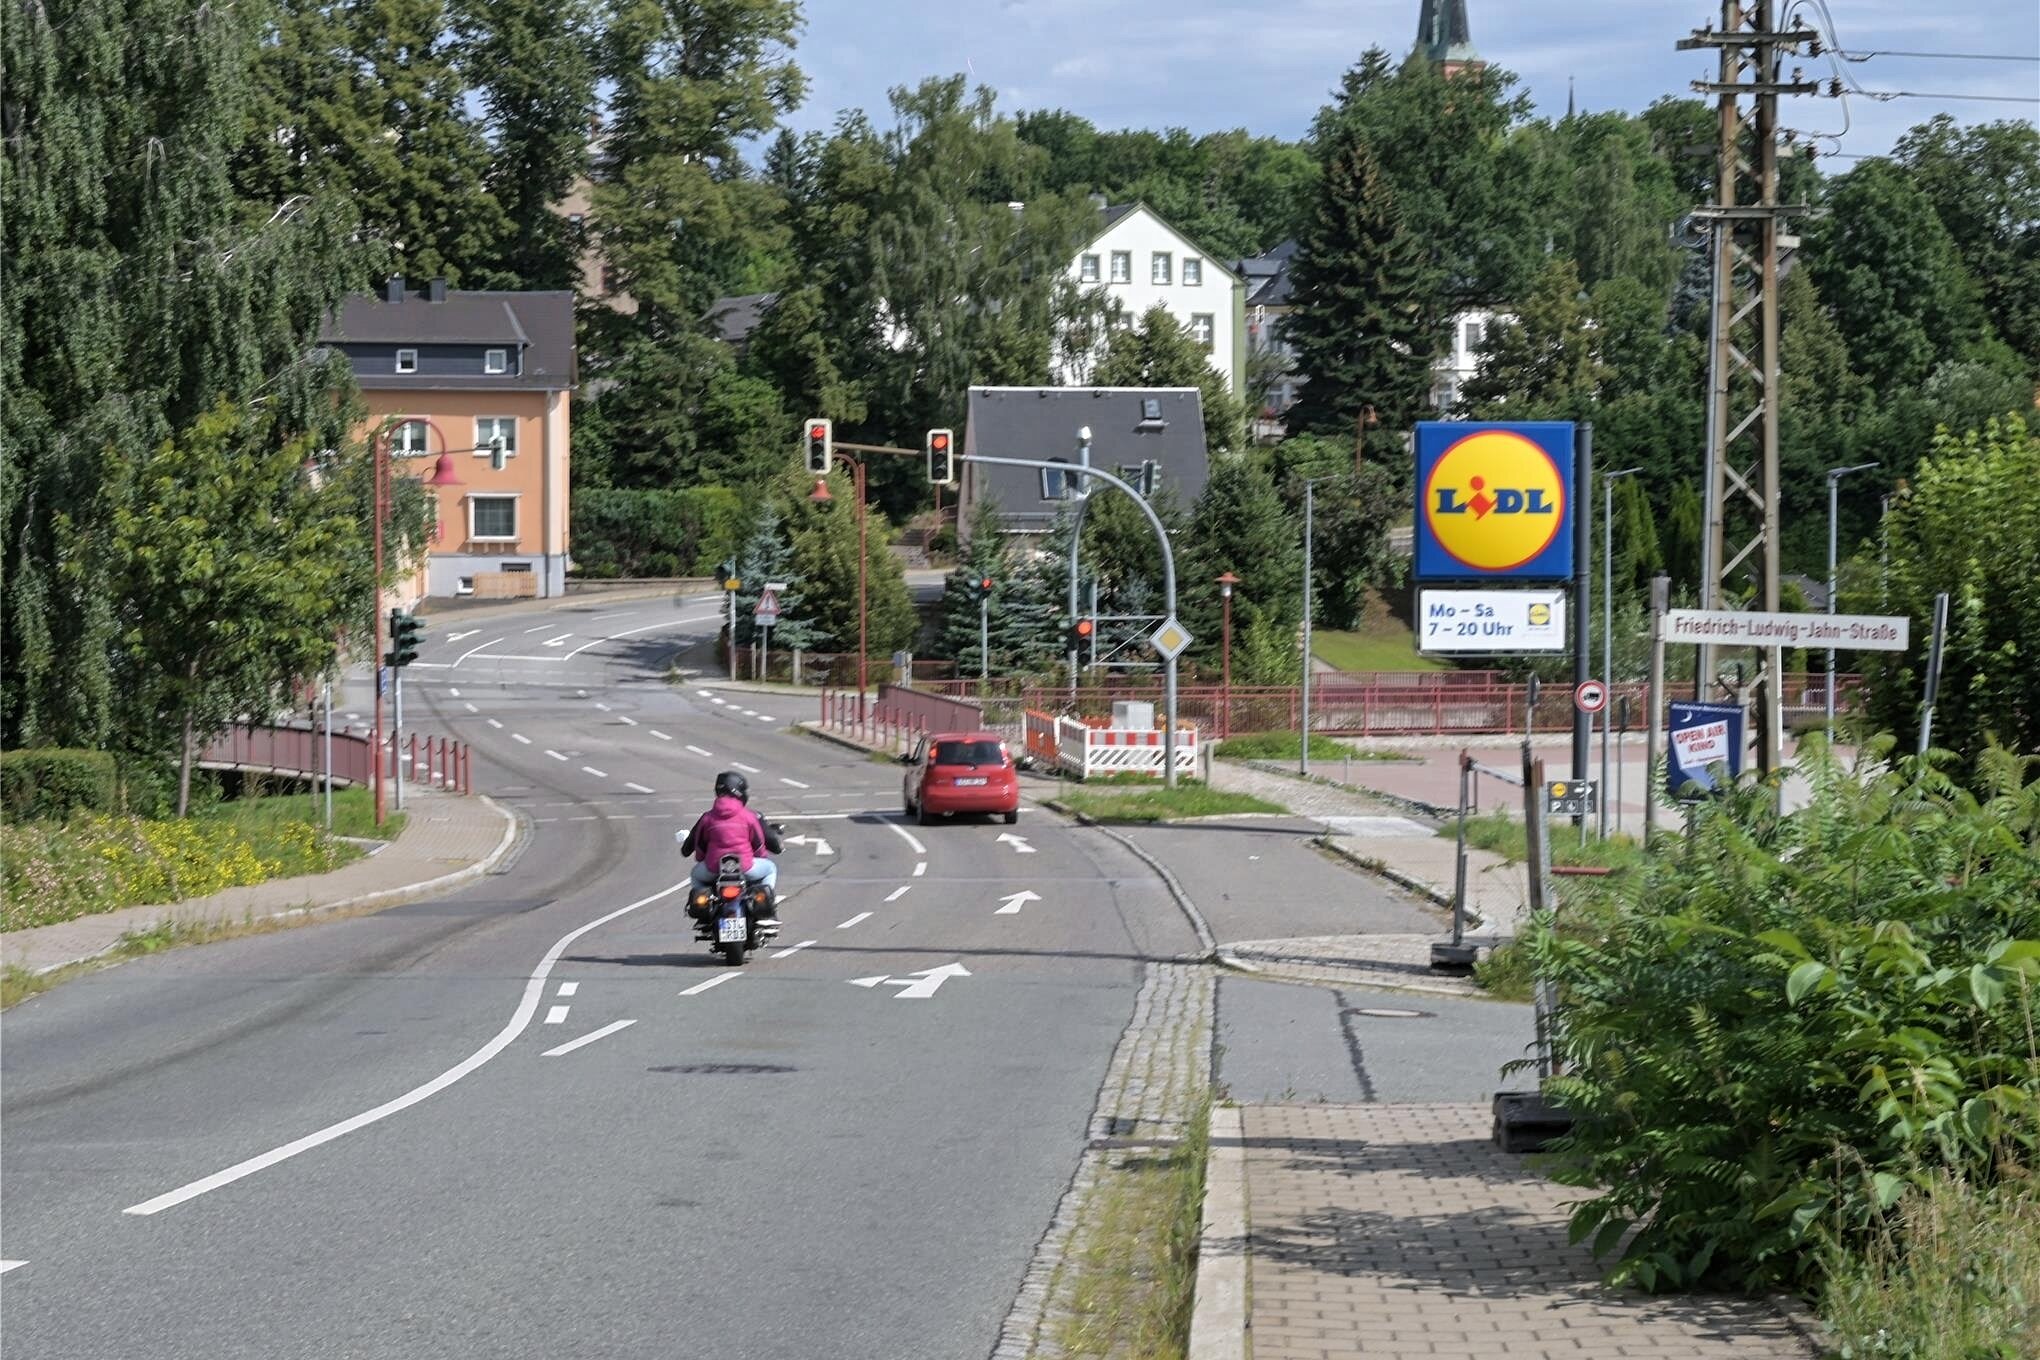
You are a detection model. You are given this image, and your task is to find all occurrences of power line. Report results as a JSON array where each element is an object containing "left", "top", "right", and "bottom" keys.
[
  {"left": 1848, "top": 88, "right": 2040, "bottom": 104},
  {"left": 1837, "top": 49, "right": 2040, "bottom": 63}
]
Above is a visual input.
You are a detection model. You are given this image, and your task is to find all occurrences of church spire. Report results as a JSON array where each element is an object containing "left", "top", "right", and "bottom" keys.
[{"left": 1414, "top": 0, "right": 1479, "bottom": 74}]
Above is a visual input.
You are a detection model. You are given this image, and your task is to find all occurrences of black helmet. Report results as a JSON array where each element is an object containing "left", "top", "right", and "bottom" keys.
[{"left": 714, "top": 771, "right": 750, "bottom": 803}]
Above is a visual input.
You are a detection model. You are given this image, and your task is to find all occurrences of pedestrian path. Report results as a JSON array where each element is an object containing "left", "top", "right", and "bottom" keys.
[
  {"left": 2, "top": 788, "right": 516, "bottom": 975},
  {"left": 1198, "top": 1103, "right": 1822, "bottom": 1360}
]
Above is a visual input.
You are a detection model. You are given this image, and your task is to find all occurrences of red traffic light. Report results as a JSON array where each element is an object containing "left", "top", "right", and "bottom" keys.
[
  {"left": 808, "top": 424, "right": 828, "bottom": 440},
  {"left": 1073, "top": 618, "right": 1095, "bottom": 638},
  {"left": 980, "top": 577, "right": 994, "bottom": 591},
  {"left": 933, "top": 432, "right": 950, "bottom": 450}
]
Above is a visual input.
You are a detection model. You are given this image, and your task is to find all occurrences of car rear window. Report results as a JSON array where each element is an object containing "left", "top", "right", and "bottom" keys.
[{"left": 933, "top": 740, "right": 1007, "bottom": 767}]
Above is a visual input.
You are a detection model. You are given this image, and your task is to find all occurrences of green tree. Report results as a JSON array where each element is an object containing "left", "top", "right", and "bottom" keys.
[
  {"left": 733, "top": 500, "right": 817, "bottom": 652},
  {"left": 1462, "top": 257, "right": 1602, "bottom": 416},
  {"left": 1894, "top": 116, "right": 2040, "bottom": 370},
  {"left": 1865, "top": 416, "right": 2040, "bottom": 767},
  {"left": 1182, "top": 455, "right": 1303, "bottom": 681},
  {"left": 1091, "top": 304, "right": 1244, "bottom": 456},
  {"left": 936, "top": 496, "right": 1055, "bottom": 675},
  {"left": 1283, "top": 134, "right": 1433, "bottom": 442},
  {"left": 780, "top": 471, "right": 916, "bottom": 659}
]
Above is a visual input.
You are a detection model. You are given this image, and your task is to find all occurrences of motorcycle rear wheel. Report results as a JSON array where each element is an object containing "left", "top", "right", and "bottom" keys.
[{"left": 720, "top": 940, "right": 748, "bottom": 965}]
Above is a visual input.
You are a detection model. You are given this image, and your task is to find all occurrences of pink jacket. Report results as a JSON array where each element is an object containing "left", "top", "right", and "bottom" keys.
[{"left": 683, "top": 795, "right": 771, "bottom": 872}]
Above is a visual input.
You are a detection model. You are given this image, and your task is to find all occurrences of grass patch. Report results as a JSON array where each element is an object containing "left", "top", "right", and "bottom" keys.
[
  {"left": 212, "top": 787, "right": 402, "bottom": 841},
  {"left": 1820, "top": 1173, "right": 2040, "bottom": 1359},
  {"left": 1051, "top": 1095, "right": 1211, "bottom": 1358},
  {"left": 1310, "top": 623, "right": 1445, "bottom": 673},
  {"left": 1210, "top": 731, "right": 1397, "bottom": 762},
  {"left": 1057, "top": 782, "right": 1286, "bottom": 823}
]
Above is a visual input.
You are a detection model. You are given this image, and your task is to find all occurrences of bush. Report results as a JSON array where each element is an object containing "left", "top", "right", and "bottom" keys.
[
  {"left": 1, "top": 749, "right": 117, "bottom": 821},
  {"left": 569, "top": 487, "right": 747, "bottom": 579},
  {"left": 1525, "top": 738, "right": 2040, "bottom": 1294},
  {"left": 1211, "top": 731, "right": 1354, "bottom": 761}
]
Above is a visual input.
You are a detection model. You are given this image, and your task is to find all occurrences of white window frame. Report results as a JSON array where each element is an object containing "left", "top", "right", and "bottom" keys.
[
  {"left": 1079, "top": 254, "right": 1101, "bottom": 283},
  {"left": 1151, "top": 252, "right": 1172, "bottom": 285},
  {"left": 467, "top": 494, "right": 521, "bottom": 543},
  {"left": 391, "top": 418, "right": 431, "bottom": 457},
  {"left": 1190, "top": 313, "right": 1215, "bottom": 352},
  {"left": 484, "top": 348, "right": 508, "bottom": 374},
  {"left": 474, "top": 416, "right": 518, "bottom": 459},
  {"left": 1109, "top": 251, "right": 1132, "bottom": 284},
  {"left": 395, "top": 348, "right": 418, "bottom": 375},
  {"left": 1182, "top": 257, "right": 1203, "bottom": 287}
]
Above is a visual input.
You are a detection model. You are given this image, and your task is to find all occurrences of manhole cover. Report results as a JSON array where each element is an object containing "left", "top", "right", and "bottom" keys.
[
  {"left": 647, "top": 1063, "right": 796, "bottom": 1075},
  {"left": 1342, "top": 1007, "right": 1434, "bottom": 1020}
]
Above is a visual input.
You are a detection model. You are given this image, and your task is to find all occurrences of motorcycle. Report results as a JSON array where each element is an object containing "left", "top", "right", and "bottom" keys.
[{"left": 692, "top": 853, "right": 777, "bottom": 965}]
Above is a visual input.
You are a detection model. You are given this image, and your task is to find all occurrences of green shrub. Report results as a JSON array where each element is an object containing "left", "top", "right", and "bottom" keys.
[
  {"left": 1, "top": 749, "right": 117, "bottom": 821},
  {"left": 569, "top": 487, "right": 747, "bottom": 579},
  {"left": 1524, "top": 737, "right": 2040, "bottom": 1294},
  {"left": 1210, "top": 731, "right": 1354, "bottom": 761}
]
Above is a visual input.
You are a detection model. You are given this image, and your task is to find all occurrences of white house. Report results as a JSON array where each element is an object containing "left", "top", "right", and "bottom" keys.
[
  {"left": 1431, "top": 308, "right": 1507, "bottom": 413},
  {"left": 1061, "top": 203, "right": 1247, "bottom": 396}
]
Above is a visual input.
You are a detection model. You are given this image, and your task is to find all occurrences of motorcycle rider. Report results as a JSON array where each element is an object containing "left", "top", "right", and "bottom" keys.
[{"left": 679, "top": 771, "right": 783, "bottom": 923}]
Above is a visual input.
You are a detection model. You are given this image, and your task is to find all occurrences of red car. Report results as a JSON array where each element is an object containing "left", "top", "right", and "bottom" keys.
[{"left": 902, "top": 731, "right": 1021, "bottom": 825}]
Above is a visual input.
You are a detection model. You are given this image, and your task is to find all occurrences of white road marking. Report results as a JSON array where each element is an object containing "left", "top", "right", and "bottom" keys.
[
  {"left": 542, "top": 1019, "right": 635, "bottom": 1057},
  {"left": 837, "top": 912, "right": 872, "bottom": 929},
  {"left": 711, "top": 697, "right": 726, "bottom": 706},
  {"left": 557, "top": 982, "right": 579, "bottom": 997},
  {"left": 582, "top": 766, "right": 609, "bottom": 778},
  {"left": 697, "top": 690, "right": 713, "bottom": 697},
  {"left": 122, "top": 879, "right": 693, "bottom": 1216},
  {"left": 913, "top": 862, "right": 927, "bottom": 877},
  {"left": 651, "top": 730, "right": 674, "bottom": 741},
  {"left": 524, "top": 624, "right": 554, "bottom": 634},
  {"left": 686, "top": 745, "right": 714, "bottom": 758},
  {"left": 448, "top": 687, "right": 462, "bottom": 697},
  {"left": 626, "top": 782, "right": 655, "bottom": 794},
  {"left": 757, "top": 714, "right": 775, "bottom": 723},
  {"left": 546, "top": 749, "right": 568, "bottom": 761},
  {"left": 463, "top": 702, "right": 478, "bottom": 713},
  {"left": 886, "top": 821, "right": 928, "bottom": 856},
  {"left": 542, "top": 633, "right": 574, "bottom": 647},
  {"left": 0, "top": 1261, "right": 26, "bottom": 1275},
  {"left": 544, "top": 1005, "right": 570, "bottom": 1025},
  {"left": 512, "top": 733, "right": 532, "bottom": 745},
  {"left": 446, "top": 634, "right": 478, "bottom": 647},
  {"left": 996, "top": 891, "right": 1041, "bottom": 915},
  {"left": 679, "top": 971, "right": 741, "bottom": 997},
  {"left": 770, "top": 940, "right": 817, "bottom": 959},
  {"left": 589, "top": 611, "right": 633, "bottom": 622},
  {"left": 885, "top": 886, "right": 911, "bottom": 902},
  {"left": 740, "top": 708, "right": 757, "bottom": 717},
  {"left": 452, "top": 636, "right": 503, "bottom": 668},
  {"left": 997, "top": 832, "right": 1036, "bottom": 854},
  {"left": 617, "top": 716, "right": 637, "bottom": 726},
  {"left": 850, "top": 964, "right": 970, "bottom": 1000},
  {"left": 346, "top": 712, "right": 360, "bottom": 720},
  {"left": 595, "top": 702, "right": 612, "bottom": 710},
  {"left": 780, "top": 777, "right": 809, "bottom": 789},
  {"left": 562, "top": 617, "right": 715, "bottom": 661},
  {"left": 487, "top": 719, "right": 503, "bottom": 729},
  {"left": 570, "top": 816, "right": 598, "bottom": 822},
  {"left": 732, "top": 762, "right": 759, "bottom": 774}
]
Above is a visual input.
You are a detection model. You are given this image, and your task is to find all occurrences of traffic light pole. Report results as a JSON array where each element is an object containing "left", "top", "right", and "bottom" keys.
[
  {"left": 393, "top": 666, "right": 405, "bottom": 812},
  {"left": 979, "top": 590, "right": 991, "bottom": 684},
  {"left": 963, "top": 453, "right": 1182, "bottom": 788}
]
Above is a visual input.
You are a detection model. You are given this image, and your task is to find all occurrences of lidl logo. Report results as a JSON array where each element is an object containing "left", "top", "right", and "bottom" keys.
[
  {"left": 1528, "top": 603, "right": 1552, "bottom": 626},
  {"left": 1415, "top": 422, "right": 1576, "bottom": 581}
]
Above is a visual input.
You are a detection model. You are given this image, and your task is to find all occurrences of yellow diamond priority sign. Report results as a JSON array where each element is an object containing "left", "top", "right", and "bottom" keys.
[{"left": 1149, "top": 618, "right": 1193, "bottom": 661}]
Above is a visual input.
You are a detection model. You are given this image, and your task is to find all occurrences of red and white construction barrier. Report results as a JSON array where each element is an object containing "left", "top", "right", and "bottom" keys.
[{"left": 1051, "top": 715, "right": 1199, "bottom": 778}]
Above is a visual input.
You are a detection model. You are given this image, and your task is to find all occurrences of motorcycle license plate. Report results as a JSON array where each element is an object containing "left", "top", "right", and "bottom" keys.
[
  {"left": 956, "top": 777, "right": 988, "bottom": 786},
  {"left": 716, "top": 917, "right": 748, "bottom": 944}
]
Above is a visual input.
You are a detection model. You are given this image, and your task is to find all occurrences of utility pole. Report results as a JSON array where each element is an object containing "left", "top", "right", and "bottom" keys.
[{"left": 1680, "top": 2, "right": 1818, "bottom": 776}]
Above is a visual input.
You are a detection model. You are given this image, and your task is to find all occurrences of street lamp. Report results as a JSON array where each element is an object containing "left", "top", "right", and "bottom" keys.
[
  {"left": 371, "top": 423, "right": 462, "bottom": 825},
  {"left": 1216, "top": 572, "right": 1240, "bottom": 739},
  {"left": 1601, "top": 466, "right": 1642, "bottom": 838},
  {"left": 809, "top": 461, "right": 869, "bottom": 712},
  {"left": 1827, "top": 462, "right": 1879, "bottom": 744}
]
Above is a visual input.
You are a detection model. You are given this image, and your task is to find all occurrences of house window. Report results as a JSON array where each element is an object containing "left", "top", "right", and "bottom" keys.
[
  {"left": 1111, "top": 313, "right": 1134, "bottom": 332},
  {"left": 601, "top": 264, "right": 619, "bottom": 295},
  {"left": 1183, "top": 257, "right": 1203, "bottom": 286},
  {"left": 1151, "top": 252, "right": 1172, "bottom": 285},
  {"left": 1190, "top": 313, "right": 1215, "bottom": 351},
  {"left": 469, "top": 495, "right": 518, "bottom": 541},
  {"left": 391, "top": 419, "right": 431, "bottom": 456},
  {"left": 484, "top": 348, "right": 508, "bottom": 374},
  {"left": 1109, "top": 251, "right": 1132, "bottom": 284},
  {"left": 395, "top": 348, "right": 417, "bottom": 374},
  {"left": 475, "top": 416, "right": 518, "bottom": 459},
  {"left": 1462, "top": 320, "right": 1486, "bottom": 353},
  {"left": 1080, "top": 254, "right": 1101, "bottom": 283}
]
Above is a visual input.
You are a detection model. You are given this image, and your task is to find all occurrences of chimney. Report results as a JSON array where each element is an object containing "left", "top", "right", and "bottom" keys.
[
  {"left": 384, "top": 276, "right": 404, "bottom": 304},
  {"left": 427, "top": 277, "right": 448, "bottom": 303}
]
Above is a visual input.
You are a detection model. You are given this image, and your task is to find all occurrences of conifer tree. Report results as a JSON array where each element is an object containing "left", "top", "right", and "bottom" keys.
[
  {"left": 1182, "top": 456, "right": 1303, "bottom": 679},
  {"left": 1092, "top": 304, "right": 1243, "bottom": 456},
  {"left": 732, "top": 500, "right": 817, "bottom": 653}
]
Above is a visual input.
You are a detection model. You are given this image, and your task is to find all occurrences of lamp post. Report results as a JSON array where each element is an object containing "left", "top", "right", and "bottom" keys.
[
  {"left": 370, "top": 422, "right": 463, "bottom": 826},
  {"left": 809, "top": 459, "right": 869, "bottom": 714},
  {"left": 1216, "top": 571, "right": 1239, "bottom": 740},
  {"left": 1300, "top": 480, "right": 1316, "bottom": 777},
  {"left": 1826, "top": 462, "right": 1878, "bottom": 744},
  {"left": 1601, "top": 466, "right": 1642, "bottom": 838}
]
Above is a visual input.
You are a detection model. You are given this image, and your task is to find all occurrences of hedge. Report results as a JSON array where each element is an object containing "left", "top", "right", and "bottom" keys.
[
  {"left": 1, "top": 749, "right": 118, "bottom": 821},
  {"left": 570, "top": 488, "right": 748, "bottom": 579}
]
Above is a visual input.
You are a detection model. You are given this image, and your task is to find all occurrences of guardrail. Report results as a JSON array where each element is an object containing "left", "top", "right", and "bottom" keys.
[
  {"left": 198, "top": 722, "right": 472, "bottom": 794},
  {"left": 819, "top": 683, "right": 993, "bottom": 752}
]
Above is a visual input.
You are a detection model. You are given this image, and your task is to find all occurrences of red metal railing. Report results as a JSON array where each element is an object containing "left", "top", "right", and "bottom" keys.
[{"left": 199, "top": 722, "right": 473, "bottom": 794}]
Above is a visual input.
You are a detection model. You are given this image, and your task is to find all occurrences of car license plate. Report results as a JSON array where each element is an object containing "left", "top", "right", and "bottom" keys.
[
  {"left": 956, "top": 777, "right": 987, "bottom": 786},
  {"left": 717, "top": 917, "right": 748, "bottom": 943}
]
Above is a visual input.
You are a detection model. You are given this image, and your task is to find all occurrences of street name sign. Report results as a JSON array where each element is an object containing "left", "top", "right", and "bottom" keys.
[
  {"left": 1418, "top": 589, "right": 1567, "bottom": 654},
  {"left": 1664, "top": 609, "right": 1909, "bottom": 651}
]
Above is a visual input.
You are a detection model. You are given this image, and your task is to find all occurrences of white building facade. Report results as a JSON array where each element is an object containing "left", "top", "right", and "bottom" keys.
[{"left": 1061, "top": 204, "right": 1247, "bottom": 395}]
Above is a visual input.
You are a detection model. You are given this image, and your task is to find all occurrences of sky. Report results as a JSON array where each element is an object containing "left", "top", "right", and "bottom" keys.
[{"left": 787, "top": 0, "right": 2038, "bottom": 160}]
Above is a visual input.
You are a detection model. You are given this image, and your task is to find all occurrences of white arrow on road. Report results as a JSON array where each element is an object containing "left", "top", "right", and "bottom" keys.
[
  {"left": 445, "top": 630, "right": 480, "bottom": 643},
  {"left": 996, "top": 832, "right": 1035, "bottom": 854},
  {"left": 783, "top": 834, "right": 835, "bottom": 857},
  {"left": 995, "top": 891, "right": 1040, "bottom": 915},
  {"left": 847, "top": 963, "right": 971, "bottom": 999}
]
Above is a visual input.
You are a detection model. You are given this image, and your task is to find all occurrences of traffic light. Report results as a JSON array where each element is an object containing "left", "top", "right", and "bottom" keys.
[
  {"left": 1134, "top": 460, "right": 1159, "bottom": 497},
  {"left": 975, "top": 576, "right": 995, "bottom": 602},
  {"left": 385, "top": 609, "right": 425, "bottom": 668},
  {"left": 926, "top": 428, "right": 955, "bottom": 486},
  {"left": 803, "top": 417, "right": 833, "bottom": 474},
  {"left": 1066, "top": 616, "right": 1095, "bottom": 654},
  {"left": 719, "top": 558, "right": 740, "bottom": 591}
]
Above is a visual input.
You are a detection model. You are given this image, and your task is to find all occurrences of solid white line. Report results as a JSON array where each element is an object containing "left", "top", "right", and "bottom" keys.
[
  {"left": 544, "top": 1005, "right": 570, "bottom": 1025},
  {"left": 837, "top": 912, "right": 872, "bottom": 929},
  {"left": 122, "top": 879, "right": 692, "bottom": 1216},
  {"left": 557, "top": 982, "right": 579, "bottom": 997},
  {"left": 680, "top": 971, "right": 742, "bottom": 997},
  {"left": 732, "top": 762, "right": 759, "bottom": 774},
  {"left": 626, "top": 782, "right": 655, "bottom": 794},
  {"left": 582, "top": 766, "right": 608, "bottom": 778},
  {"left": 512, "top": 734, "right": 532, "bottom": 745},
  {"left": 0, "top": 1261, "right": 25, "bottom": 1275},
  {"left": 452, "top": 636, "right": 503, "bottom": 668},
  {"left": 487, "top": 719, "right": 504, "bottom": 729},
  {"left": 464, "top": 702, "right": 479, "bottom": 713},
  {"left": 589, "top": 611, "right": 632, "bottom": 623},
  {"left": 913, "top": 862, "right": 927, "bottom": 877},
  {"left": 780, "top": 778, "right": 810, "bottom": 789},
  {"left": 617, "top": 716, "right": 637, "bottom": 726},
  {"left": 563, "top": 618, "right": 716, "bottom": 662},
  {"left": 651, "top": 730, "right": 673, "bottom": 741},
  {"left": 546, "top": 749, "right": 568, "bottom": 761},
  {"left": 686, "top": 745, "right": 714, "bottom": 758},
  {"left": 770, "top": 940, "right": 817, "bottom": 959},
  {"left": 524, "top": 624, "right": 553, "bottom": 634},
  {"left": 542, "top": 1019, "right": 635, "bottom": 1057},
  {"left": 885, "top": 886, "right": 911, "bottom": 902},
  {"left": 886, "top": 821, "right": 928, "bottom": 856}
]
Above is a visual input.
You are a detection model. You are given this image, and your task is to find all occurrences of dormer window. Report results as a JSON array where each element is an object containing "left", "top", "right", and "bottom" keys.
[
  {"left": 485, "top": 348, "right": 508, "bottom": 374},
  {"left": 395, "top": 348, "right": 417, "bottom": 374}
]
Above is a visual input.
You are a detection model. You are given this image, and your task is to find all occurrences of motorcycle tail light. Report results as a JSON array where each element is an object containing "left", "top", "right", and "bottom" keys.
[{"left": 721, "top": 885, "right": 742, "bottom": 899}]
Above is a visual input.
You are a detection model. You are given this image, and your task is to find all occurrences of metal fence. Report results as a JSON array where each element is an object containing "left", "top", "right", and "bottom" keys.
[{"left": 198, "top": 722, "right": 473, "bottom": 794}]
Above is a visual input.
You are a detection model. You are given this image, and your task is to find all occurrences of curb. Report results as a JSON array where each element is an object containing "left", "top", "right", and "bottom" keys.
[
  {"left": 798, "top": 723, "right": 896, "bottom": 759},
  {"left": 1240, "top": 759, "right": 1454, "bottom": 820},
  {"left": 1036, "top": 799, "right": 1218, "bottom": 957},
  {"left": 1215, "top": 948, "right": 1498, "bottom": 1000},
  {"left": 1187, "top": 1103, "right": 1249, "bottom": 1360},
  {"left": 1311, "top": 834, "right": 1457, "bottom": 911}
]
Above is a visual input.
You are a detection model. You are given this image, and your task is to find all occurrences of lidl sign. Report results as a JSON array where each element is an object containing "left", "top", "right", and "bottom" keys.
[{"left": 1415, "top": 422, "right": 1575, "bottom": 582}]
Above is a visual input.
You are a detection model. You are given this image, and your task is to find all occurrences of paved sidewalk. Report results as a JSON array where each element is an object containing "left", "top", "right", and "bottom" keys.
[
  {"left": 2, "top": 788, "right": 517, "bottom": 975},
  {"left": 1202, "top": 1103, "right": 1822, "bottom": 1360}
]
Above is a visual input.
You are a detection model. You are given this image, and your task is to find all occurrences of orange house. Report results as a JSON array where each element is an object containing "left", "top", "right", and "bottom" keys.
[{"left": 322, "top": 278, "right": 576, "bottom": 600}]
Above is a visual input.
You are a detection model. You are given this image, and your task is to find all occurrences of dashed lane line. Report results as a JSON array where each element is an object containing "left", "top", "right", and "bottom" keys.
[
  {"left": 679, "top": 971, "right": 742, "bottom": 997},
  {"left": 512, "top": 734, "right": 532, "bottom": 745},
  {"left": 617, "top": 716, "right": 637, "bottom": 726},
  {"left": 651, "top": 730, "right": 674, "bottom": 741},
  {"left": 626, "top": 782, "right": 656, "bottom": 794},
  {"left": 546, "top": 749, "right": 568, "bottom": 761},
  {"left": 837, "top": 912, "right": 872, "bottom": 929},
  {"left": 780, "top": 778, "right": 810, "bottom": 789},
  {"left": 557, "top": 982, "right": 579, "bottom": 997},
  {"left": 544, "top": 1005, "right": 570, "bottom": 1025},
  {"left": 487, "top": 719, "right": 504, "bottom": 729},
  {"left": 596, "top": 702, "right": 611, "bottom": 711},
  {"left": 686, "top": 745, "right": 714, "bottom": 758},
  {"left": 732, "top": 762, "right": 760, "bottom": 775},
  {"left": 582, "top": 767, "right": 609, "bottom": 779},
  {"left": 464, "top": 702, "right": 479, "bottom": 713},
  {"left": 542, "top": 1020, "right": 634, "bottom": 1058},
  {"left": 885, "top": 886, "right": 911, "bottom": 902},
  {"left": 770, "top": 940, "right": 816, "bottom": 959},
  {"left": 913, "top": 862, "right": 927, "bottom": 877}
]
